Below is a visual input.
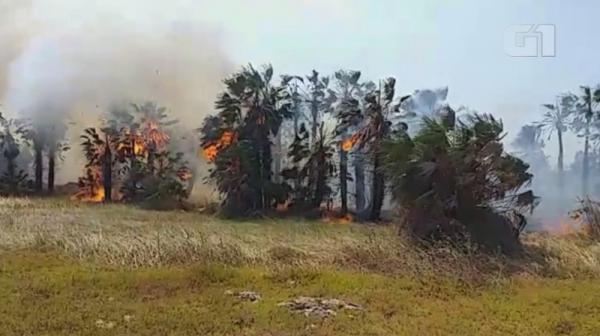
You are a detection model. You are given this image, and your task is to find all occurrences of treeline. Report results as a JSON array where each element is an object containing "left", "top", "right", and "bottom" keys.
[
  {"left": 200, "top": 66, "right": 411, "bottom": 220},
  {"left": 200, "top": 64, "right": 537, "bottom": 253},
  {"left": 0, "top": 63, "right": 540, "bottom": 253},
  {"left": 523, "top": 86, "right": 600, "bottom": 196},
  {"left": 0, "top": 116, "right": 69, "bottom": 195}
]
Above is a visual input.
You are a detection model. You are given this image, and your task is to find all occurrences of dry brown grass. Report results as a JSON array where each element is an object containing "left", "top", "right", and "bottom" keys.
[{"left": 1, "top": 197, "right": 600, "bottom": 281}]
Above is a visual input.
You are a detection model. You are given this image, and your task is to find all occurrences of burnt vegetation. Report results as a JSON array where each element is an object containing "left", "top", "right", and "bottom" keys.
[
  {"left": 198, "top": 64, "right": 541, "bottom": 253},
  {"left": 75, "top": 102, "right": 192, "bottom": 206},
  {"left": 7, "top": 63, "right": 600, "bottom": 255}
]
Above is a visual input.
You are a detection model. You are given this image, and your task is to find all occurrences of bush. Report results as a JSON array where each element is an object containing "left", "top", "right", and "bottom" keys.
[
  {"left": 572, "top": 197, "right": 600, "bottom": 239},
  {"left": 383, "top": 112, "right": 538, "bottom": 254}
]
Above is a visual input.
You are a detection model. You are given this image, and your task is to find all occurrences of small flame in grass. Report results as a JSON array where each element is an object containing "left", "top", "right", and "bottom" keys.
[
  {"left": 72, "top": 166, "right": 106, "bottom": 203},
  {"left": 342, "top": 134, "right": 361, "bottom": 152},
  {"left": 72, "top": 185, "right": 105, "bottom": 203},
  {"left": 203, "top": 131, "right": 236, "bottom": 162},
  {"left": 546, "top": 216, "right": 585, "bottom": 236},
  {"left": 322, "top": 211, "right": 353, "bottom": 224},
  {"left": 276, "top": 200, "right": 292, "bottom": 212},
  {"left": 89, "top": 186, "right": 105, "bottom": 202}
]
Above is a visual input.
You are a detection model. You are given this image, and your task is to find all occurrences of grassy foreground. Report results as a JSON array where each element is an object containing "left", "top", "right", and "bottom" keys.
[
  {"left": 1, "top": 198, "right": 600, "bottom": 335},
  {"left": 2, "top": 251, "right": 600, "bottom": 336}
]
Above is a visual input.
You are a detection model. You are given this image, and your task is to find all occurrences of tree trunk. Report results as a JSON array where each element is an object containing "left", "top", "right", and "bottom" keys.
[
  {"left": 273, "top": 130, "right": 282, "bottom": 183},
  {"left": 34, "top": 145, "right": 43, "bottom": 193},
  {"left": 313, "top": 151, "right": 327, "bottom": 208},
  {"left": 583, "top": 133, "right": 589, "bottom": 196},
  {"left": 6, "top": 158, "right": 16, "bottom": 194},
  {"left": 102, "top": 142, "right": 112, "bottom": 202},
  {"left": 339, "top": 145, "right": 348, "bottom": 215},
  {"left": 309, "top": 105, "right": 319, "bottom": 204},
  {"left": 354, "top": 152, "right": 365, "bottom": 212},
  {"left": 557, "top": 129, "right": 564, "bottom": 193},
  {"left": 47, "top": 148, "right": 55, "bottom": 193},
  {"left": 258, "top": 138, "right": 272, "bottom": 210},
  {"left": 370, "top": 149, "right": 385, "bottom": 221},
  {"left": 583, "top": 101, "right": 592, "bottom": 196}
]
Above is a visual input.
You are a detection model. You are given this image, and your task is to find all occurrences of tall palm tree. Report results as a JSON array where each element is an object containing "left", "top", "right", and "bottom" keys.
[
  {"left": 201, "top": 64, "right": 292, "bottom": 214},
  {"left": 574, "top": 86, "right": 600, "bottom": 195},
  {"left": 538, "top": 94, "right": 575, "bottom": 192},
  {"left": 346, "top": 78, "right": 411, "bottom": 220},
  {"left": 0, "top": 117, "right": 30, "bottom": 195},
  {"left": 330, "top": 70, "right": 367, "bottom": 215}
]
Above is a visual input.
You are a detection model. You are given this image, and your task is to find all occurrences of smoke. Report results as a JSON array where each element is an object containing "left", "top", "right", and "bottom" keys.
[
  {"left": 0, "top": 1, "right": 233, "bottom": 188},
  {"left": 509, "top": 125, "right": 589, "bottom": 230}
]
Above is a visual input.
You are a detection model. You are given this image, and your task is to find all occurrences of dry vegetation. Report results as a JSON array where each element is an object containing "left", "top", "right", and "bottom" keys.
[
  {"left": 3, "top": 198, "right": 600, "bottom": 335},
  {"left": 1, "top": 197, "right": 600, "bottom": 281}
]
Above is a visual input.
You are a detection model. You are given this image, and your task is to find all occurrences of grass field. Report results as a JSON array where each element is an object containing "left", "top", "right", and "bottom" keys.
[{"left": 2, "top": 198, "right": 600, "bottom": 335}]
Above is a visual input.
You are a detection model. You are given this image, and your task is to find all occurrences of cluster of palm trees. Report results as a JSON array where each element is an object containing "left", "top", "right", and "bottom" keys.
[
  {"left": 200, "top": 64, "right": 413, "bottom": 219},
  {"left": 0, "top": 113, "right": 69, "bottom": 195}
]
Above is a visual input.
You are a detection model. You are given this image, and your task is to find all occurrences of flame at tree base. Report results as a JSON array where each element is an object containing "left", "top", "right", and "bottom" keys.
[
  {"left": 322, "top": 211, "right": 353, "bottom": 224},
  {"left": 72, "top": 185, "right": 105, "bottom": 203}
]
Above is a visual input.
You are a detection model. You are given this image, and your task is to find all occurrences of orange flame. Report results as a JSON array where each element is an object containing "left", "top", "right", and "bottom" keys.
[
  {"left": 322, "top": 211, "right": 353, "bottom": 224},
  {"left": 203, "top": 131, "right": 236, "bottom": 162},
  {"left": 144, "top": 121, "right": 170, "bottom": 149},
  {"left": 75, "top": 119, "right": 176, "bottom": 203},
  {"left": 342, "top": 134, "right": 360, "bottom": 152},
  {"left": 276, "top": 199, "right": 292, "bottom": 212},
  {"left": 548, "top": 216, "right": 585, "bottom": 237},
  {"left": 87, "top": 186, "right": 105, "bottom": 203},
  {"left": 203, "top": 144, "right": 219, "bottom": 162},
  {"left": 133, "top": 141, "right": 146, "bottom": 156},
  {"left": 72, "top": 167, "right": 106, "bottom": 203}
]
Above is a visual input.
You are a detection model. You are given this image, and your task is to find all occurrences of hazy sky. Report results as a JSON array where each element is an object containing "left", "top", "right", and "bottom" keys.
[
  {"left": 4, "top": 0, "right": 600, "bottom": 165},
  {"left": 204, "top": 0, "right": 598, "bottom": 165}
]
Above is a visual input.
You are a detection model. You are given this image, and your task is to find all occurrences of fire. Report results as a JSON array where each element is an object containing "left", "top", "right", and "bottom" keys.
[
  {"left": 548, "top": 216, "right": 585, "bottom": 237},
  {"left": 133, "top": 141, "right": 146, "bottom": 156},
  {"left": 75, "top": 117, "right": 181, "bottom": 203},
  {"left": 177, "top": 167, "right": 193, "bottom": 181},
  {"left": 144, "top": 121, "right": 170, "bottom": 149},
  {"left": 71, "top": 167, "right": 106, "bottom": 203},
  {"left": 87, "top": 186, "right": 105, "bottom": 202},
  {"left": 220, "top": 131, "right": 235, "bottom": 146},
  {"left": 203, "top": 144, "right": 219, "bottom": 162},
  {"left": 276, "top": 199, "right": 292, "bottom": 212},
  {"left": 342, "top": 134, "right": 361, "bottom": 152},
  {"left": 203, "top": 131, "right": 236, "bottom": 162},
  {"left": 322, "top": 211, "right": 353, "bottom": 224}
]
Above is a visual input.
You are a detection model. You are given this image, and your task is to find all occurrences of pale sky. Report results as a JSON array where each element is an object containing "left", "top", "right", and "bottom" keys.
[{"left": 4, "top": 0, "right": 600, "bottom": 166}]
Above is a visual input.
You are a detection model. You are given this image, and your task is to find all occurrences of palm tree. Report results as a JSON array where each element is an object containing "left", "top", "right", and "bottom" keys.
[
  {"left": 538, "top": 94, "right": 575, "bottom": 192},
  {"left": 330, "top": 70, "right": 367, "bottom": 215},
  {"left": 0, "top": 117, "right": 30, "bottom": 195},
  {"left": 573, "top": 86, "right": 600, "bottom": 195},
  {"left": 201, "top": 64, "right": 292, "bottom": 215},
  {"left": 345, "top": 78, "right": 411, "bottom": 220},
  {"left": 80, "top": 127, "right": 117, "bottom": 202}
]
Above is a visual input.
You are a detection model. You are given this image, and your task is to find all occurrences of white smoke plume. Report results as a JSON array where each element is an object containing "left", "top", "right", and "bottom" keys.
[{"left": 0, "top": 0, "right": 233, "bottom": 187}]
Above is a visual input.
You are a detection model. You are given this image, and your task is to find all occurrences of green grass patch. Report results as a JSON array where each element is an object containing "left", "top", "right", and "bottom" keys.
[{"left": 1, "top": 251, "right": 600, "bottom": 335}]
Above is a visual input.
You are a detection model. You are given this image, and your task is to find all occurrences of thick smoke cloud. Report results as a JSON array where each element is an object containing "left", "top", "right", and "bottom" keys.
[{"left": 0, "top": 1, "right": 233, "bottom": 187}]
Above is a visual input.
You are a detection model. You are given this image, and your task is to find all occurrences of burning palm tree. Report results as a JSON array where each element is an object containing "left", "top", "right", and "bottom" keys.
[{"left": 200, "top": 64, "right": 293, "bottom": 216}]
